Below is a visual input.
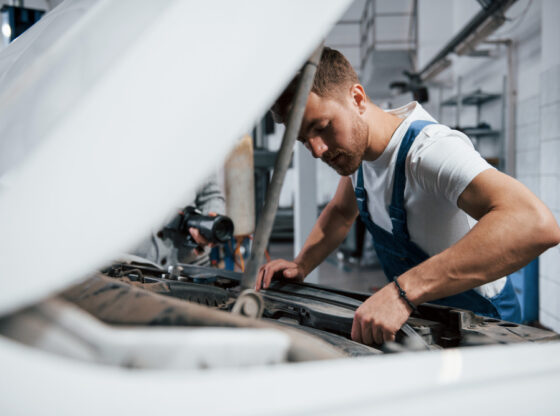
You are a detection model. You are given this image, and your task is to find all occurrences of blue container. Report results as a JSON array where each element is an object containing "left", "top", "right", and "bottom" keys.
[{"left": 509, "top": 258, "right": 539, "bottom": 323}]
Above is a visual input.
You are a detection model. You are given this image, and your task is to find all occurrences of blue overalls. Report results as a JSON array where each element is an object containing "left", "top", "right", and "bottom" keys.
[{"left": 354, "top": 120, "right": 522, "bottom": 323}]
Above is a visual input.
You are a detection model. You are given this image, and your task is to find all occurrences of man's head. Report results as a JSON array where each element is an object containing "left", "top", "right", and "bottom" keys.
[
  {"left": 271, "top": 47, "right": 370, "bottom": 176},
  {"left": 271, "top": 47, "right": 360, "bottom": 124}
]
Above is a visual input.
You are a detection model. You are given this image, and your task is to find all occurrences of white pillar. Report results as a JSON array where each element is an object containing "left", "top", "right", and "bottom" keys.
[{"left": 294, "top": 142, "right": 319, "bottom": 283}]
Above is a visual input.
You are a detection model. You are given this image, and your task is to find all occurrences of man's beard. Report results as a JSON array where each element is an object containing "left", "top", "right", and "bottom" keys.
[{"left": 322, "top": 116, "right": 368, "bottom": 176}]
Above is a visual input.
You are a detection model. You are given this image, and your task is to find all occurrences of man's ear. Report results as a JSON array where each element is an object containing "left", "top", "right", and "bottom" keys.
[{"left": 350, "top": 84, "right": 367, "bottom": 114}]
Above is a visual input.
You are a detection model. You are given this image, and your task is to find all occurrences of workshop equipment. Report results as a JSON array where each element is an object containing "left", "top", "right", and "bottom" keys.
[
  {"left": 224, "top": 135, "right": 256, "bottom": 271},
  {"left": 224, "top": 135, "right": 255, "bottom": 237}
]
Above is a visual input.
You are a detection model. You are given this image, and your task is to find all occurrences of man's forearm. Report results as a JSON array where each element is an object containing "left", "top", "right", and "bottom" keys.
[
  {"left": 401, "top": 202, "right": 560, "bottom": 306},
  {"left": 295, "top": 204, "right": 356, "bottom": 277}
]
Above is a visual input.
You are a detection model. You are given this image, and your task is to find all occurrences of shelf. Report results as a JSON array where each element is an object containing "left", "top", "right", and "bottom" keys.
[
  {"left": 440, "top": 76, "right": 507, "bottom": 173},
  {"left": 441, "top": 89, "right": 501, "bottom": 107},
  {"left": 460, "top": 127, "right": 501, "bottom": 137}
]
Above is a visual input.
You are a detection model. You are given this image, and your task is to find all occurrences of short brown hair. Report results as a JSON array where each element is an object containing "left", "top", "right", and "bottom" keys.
[{"left": 271, "top": 47, "right": 359, "bottom": 123}]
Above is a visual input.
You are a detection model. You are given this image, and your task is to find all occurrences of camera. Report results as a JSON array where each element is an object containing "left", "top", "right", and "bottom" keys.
[{"left": 160, "top": 206, "right": 234, "bottom": 250}]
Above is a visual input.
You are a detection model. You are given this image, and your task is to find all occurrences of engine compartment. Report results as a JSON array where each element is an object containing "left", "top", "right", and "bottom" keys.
[
  {"left": 1, "top": 259, "right": 557, "bottom": 371},
  {"left": 83, "top": 261, "right": 560, "bottom": 355}
]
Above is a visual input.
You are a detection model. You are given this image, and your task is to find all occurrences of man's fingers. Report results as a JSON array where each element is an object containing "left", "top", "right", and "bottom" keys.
[
  {"left": 348, "top": 283, "right": 411, "bottom": 346},
  {"left": 262, "top": 266, "right": 273, "bottom": 289},
  {"left": 284, "top": 268, "right": 295, "bottom": 277},
  {"left": 372, "top": 325, "right": 384, "bottom": 345},
  {"left": 383, "top": 329, "right": 396, "bottom": 343},
  {"left": 259, "top": 263, "right": 275, "bottom": 290},
  {"left": 189, "top": 228, "right": 209, "bottom": 246},
  {"left": 256, "top": 260, "right": 302, "bottom": 291},
  {"left": 283, "top": 268, "right": 300, "bottom": 278},
  {"left": 255, "top": 266, "right": 265, "bottom": 291},
  {"left": 352, "top": 317, "right": 396, "bottom": 346},
  {"left": 263, "top": 262, "right": 285, "bottom": 289},
  {"left": 359, "top": 319, "right": 374, "bottom": 346},
  {"left": 189, "top": 227, "right": 200, "bottom": 240},
  {"left": 351, "top": 318, "right": 362, "bottom": 343}
]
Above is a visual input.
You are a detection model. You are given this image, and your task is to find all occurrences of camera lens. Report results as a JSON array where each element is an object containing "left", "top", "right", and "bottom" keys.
[{"left": 212, "top": 217, "right": 234, "bottom": 242}]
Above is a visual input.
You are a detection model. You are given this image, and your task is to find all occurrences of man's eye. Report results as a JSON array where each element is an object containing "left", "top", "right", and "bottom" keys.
[{"left": 316, "top": 121, "right": 330, "bottom": 132}]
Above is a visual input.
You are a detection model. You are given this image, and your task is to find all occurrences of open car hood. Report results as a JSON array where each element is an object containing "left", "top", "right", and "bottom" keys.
[{"left": 0, "top": 0, "right": 352, "bottom": 315}]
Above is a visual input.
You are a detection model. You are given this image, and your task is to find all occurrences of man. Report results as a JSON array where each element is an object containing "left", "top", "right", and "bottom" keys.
[
  {"left": 133, "top": 174, "right": 225, "bottom": 267},
  {"left": 255, "top": 47, "right": 560, "bottom": 346}
]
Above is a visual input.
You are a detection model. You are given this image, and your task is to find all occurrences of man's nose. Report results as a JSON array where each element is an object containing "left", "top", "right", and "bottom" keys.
[{"left": 308, "top": 136, "right": 327, "bottom": 159}]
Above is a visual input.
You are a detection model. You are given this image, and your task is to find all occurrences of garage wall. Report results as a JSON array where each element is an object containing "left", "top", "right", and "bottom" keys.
[
  {"left": 416, "top": 0, "right": 454, "bottom": 71},
  {"left": 515, "top": 15, "right": 542, "bottom": 199},
  {"left": 424, "top": 0, "right": 560, "bottom": 330},
  {"left": 273, "top": 0, "right": 560, "bottom": 327},
  {"left": 538, "top": 0, "right": 560, "bottom": 331},
  {"left": 437, "top": 0, "right": 541, "bottom": 178}
]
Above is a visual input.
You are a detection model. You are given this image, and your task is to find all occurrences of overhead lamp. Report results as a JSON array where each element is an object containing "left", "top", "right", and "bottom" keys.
[
  {"left": 422, "top": 58, "right": 451, "bottom": 82},
  {"left": 455, "top": 11, "right": 507, "bottom": 56}
]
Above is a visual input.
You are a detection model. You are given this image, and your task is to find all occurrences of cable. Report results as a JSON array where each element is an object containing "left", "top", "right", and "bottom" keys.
[
  {"left": 235, "top": 236, "right": 245, "bottom": 272},
  {"left": 150, "top": 233, "right": 160, "bottom": 264},
  {"left": 493, "top": 0, "right": 533, "bottom": 37}
]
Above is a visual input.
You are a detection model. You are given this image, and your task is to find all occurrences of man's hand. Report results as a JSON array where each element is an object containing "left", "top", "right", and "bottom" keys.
[
  {"left": 351, "top": 282, "right": 412, "bottom": 345},
  {"left": 188, "top": 212, "right": 217, "bottom": 255},
  {"left": 255, "top": 259, "right": 306, "bottom": 291}
]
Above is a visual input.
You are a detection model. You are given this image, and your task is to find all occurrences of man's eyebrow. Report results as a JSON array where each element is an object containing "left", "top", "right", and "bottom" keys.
[{"left": 299, "top": 118, "right": 322, "bottom": 140}]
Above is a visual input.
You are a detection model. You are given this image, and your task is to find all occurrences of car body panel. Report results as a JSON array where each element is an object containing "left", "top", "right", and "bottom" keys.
[
  {"left": 0, "top": 0, "right": 351, "bottom": 315},
  {"left": 1, "top": 1, "right": 559, "bottom": 415},
  {"left": 2, "top": 334, "right": 560, "bottom": 415}
]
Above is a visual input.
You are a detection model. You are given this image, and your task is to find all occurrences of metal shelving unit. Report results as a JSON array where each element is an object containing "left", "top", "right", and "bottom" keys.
[
  {"left": 441, "top": 90, "right": 501, "bottom": 107},
  {"left": 440, "top": 76, "right": 506, "bottom": 169}
]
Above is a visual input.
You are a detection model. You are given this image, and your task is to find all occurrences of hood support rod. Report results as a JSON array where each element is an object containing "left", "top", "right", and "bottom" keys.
[{"left": 239, "top": 43, "right": 323, "bottom": 292}]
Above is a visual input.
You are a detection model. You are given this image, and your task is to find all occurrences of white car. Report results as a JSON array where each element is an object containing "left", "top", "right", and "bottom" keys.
[{"left": 1, "top": 1, "right": 559, "bottom": 415}]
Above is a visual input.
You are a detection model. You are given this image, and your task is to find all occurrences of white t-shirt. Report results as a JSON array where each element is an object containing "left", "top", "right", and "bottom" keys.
[{"left": 350, "top": 101, "right": 506, "bottom": 298}]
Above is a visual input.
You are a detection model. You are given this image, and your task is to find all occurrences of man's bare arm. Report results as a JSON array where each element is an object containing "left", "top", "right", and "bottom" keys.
[
  {"left": 256, "top": 176, "right": 359, "bottom": 290},
  {"left": 401, "top": 169, "right": 560, "bottom": 305},
  {"left": 352, "top": 169, "right": 560, "bottom": 345},
  {"left": 294, "top": 176, "right": 359, "bottom": 275}
]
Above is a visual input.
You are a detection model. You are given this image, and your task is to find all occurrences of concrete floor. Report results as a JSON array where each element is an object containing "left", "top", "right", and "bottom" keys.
[{"left": 268, "top": 242, "right": 387, "bottom": 294}]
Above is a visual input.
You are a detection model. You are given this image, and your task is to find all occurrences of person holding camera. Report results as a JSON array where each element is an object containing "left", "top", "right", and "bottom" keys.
[{"left": 133, "top": 174, "right": 226, "bottom": 267}]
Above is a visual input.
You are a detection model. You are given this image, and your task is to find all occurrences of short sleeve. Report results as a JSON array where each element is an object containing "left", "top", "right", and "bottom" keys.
[{"left": 408, "top": 128, "right": 494, "bottom": 205}]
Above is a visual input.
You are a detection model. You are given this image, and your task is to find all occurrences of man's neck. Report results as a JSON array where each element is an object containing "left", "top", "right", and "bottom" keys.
[{"left": 363, "top": 102, "right": 404, "bottom": 161}]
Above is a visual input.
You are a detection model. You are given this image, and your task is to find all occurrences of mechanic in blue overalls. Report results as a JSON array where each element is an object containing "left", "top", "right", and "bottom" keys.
[{"left": 256, "top": 47, "right": 560, "bottom": 346}]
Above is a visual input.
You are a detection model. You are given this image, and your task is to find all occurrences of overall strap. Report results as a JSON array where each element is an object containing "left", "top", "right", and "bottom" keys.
[
  {"left": 356, "top": 165, "right": 369, "bottom": 222},
  {"left": 389, "top": 120, "right": 435, "bottom": 241}
]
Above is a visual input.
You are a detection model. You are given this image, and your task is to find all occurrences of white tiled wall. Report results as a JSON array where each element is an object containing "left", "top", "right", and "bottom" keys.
[
  {"left": 539, "top": 66, "right": 560, "bottom": 330},
  {"left": 538, "top": 0, "right": 560, "bottom": 331},
  {"left": 517, "top": 95, "right": 541, "bottom": 197},
  {"left": 433, "top": 0, "right": 560, "bottom": 329}
]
